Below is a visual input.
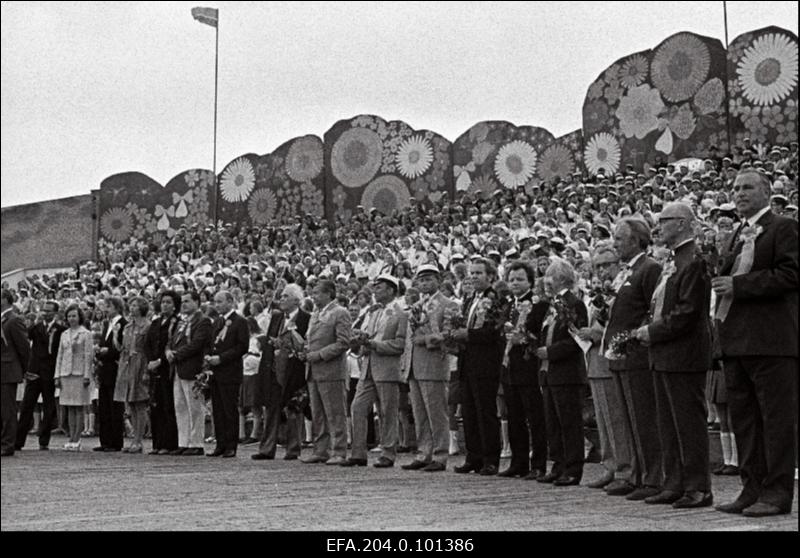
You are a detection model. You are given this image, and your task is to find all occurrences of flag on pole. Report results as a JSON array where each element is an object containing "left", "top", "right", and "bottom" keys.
[{"left": 191, "top": 7, "right": 218, "bottom": 27}]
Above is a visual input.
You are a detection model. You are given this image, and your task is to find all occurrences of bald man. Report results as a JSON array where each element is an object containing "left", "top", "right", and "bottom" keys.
[{"left": 635, "top": 203, "right": 713, "bottom": 508}]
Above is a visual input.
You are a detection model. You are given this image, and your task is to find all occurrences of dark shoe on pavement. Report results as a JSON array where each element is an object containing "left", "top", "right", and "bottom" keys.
[
  {"left": 742, "top": 502, "right": 790, "bottom": 517},
  {"left": 340, "top": 458, "right": 368, "bottom": 467},
  {"left": 206, "top": 448, "right": 225, "bottom": 457},
  {"left": 537, "top": 472, "right": 560, "bottom": 484},
  {"left": 241, "top": 437, "right": 259, "bottom": 445},
  {"left": 373, "top": 457, "right": 394, "bottom": 468},
  {"left": 157, "top": 449, "right": 171, "bottom": 455},
  {"left": 300, "top": 455, "right": 328, "bottom": 464},
  {"left": 283, "top": 454, "right": 299, "bottom": 460},
  {"left": 605, "top": 480, "right": 636, "bottom": 496},
  {"left": 39, "top": 446, "right": 49, "bottom": 451},
  {"left": 182, "top": 448, "right": 204, "bottom": 456},
  {"left": 645, "top": 490, "right": 683, "bottom": 504},
  {"left": 421, "top": 461, "right": 446, "bottom": 472},
  {"left": 673, "top": 491, "right": 713, "bottom": 509},
  {"left": 715, "top": 498, "right": 756, "bottom": 514},
  {"left": 221, "top": 450, "right": 236, "bottom": 458},
  {"left": 712, "top": 463, "right": 726, "bottom": 475},
  {"left": 453, "top": 462, "right": 481, "bottom": 474},
  {"left": 498, "top": 466, "right": 529, "bottom": 478},
  {"left": 251, "top": 453, "right": 274, "bottom": 460},
  {"left": 168, "top": 447, "right": 187, "bottom": 456},
  {"left": 720, "top": 464, "right": 740, "bottom": 476},
  {"left": 92, "top": 446, "right": 107, "bottom": 452},
  {"left": 626, "top": 486, "right": 661, "bottom": 501},
  {"left": 524, "top": 469, "right": 546, "bottom": 481},
  {"left": 104, "top": 447, "right": 121, "bottom": 452},
  {"left": 402, "top": 460, "right": 429, "bottom": 471},
  {"left": 478, "top": 465, "right": 498, "bottom": 476},
  {"left": 585, "top": 473, "right": 614, "bottom": 489},
  {"left": 553, "top": 475, "right": 581, "bottom": 486}
]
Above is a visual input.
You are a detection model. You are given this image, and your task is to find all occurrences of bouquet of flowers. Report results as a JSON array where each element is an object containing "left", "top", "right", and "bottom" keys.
[
  {"left": 441, "top": 306, "right": 466, "bottom": 355},
  {"left": 408, "top": 300, "right": 429, "bottom": 332},
  {"left": 503, "top": 300, "right": 534, "bottom": 367},
  {"left": 286, "top": 386, "right": 310, "bottom": 418},
  {"left": 274, "top": 323, "right": 305, "bottom": 360},
  {"left": 588, "top": 287, "right": 614, "bottom": 326},
  {"left": 192, "top": 368, "right": 212, "bottom": 400},
  {"left": 552, "top": 296, "right": 578, "bottom": 328},
  {"left": 348, "top": 329, "right": 373, "bottom": 353},
  {"left": 604, "top": 330, "right": 640, "bottom": 361}
]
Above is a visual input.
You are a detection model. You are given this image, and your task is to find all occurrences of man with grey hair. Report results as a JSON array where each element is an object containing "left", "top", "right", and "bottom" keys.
[
  {"left": 602, "top": 217, "right": 663, "bottom": 500},
  {"left": 713, "top": 169, "right": 798, "bottom": 517},
  {"left": 634, "top": 202, "right": 713, "bottom": 508}
]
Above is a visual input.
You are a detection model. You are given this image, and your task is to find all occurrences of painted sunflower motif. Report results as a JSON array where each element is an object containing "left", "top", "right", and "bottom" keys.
[
  {"left": 219, "top": 157, "right": 255, "bottom": 203},
  {"left": 247, "top": 188, "right": 277, "bottom": 225},
  {"left": 651, "top": 33, "right": 710, "bottom": 102},
  {"left": 736, "top": 32, "right": 798, "bottom": 106},
  {"left": 620, "top": 54, "right": 649, "bottom": 89},
  {"left": 361, "top": 175, "right": 411, "bottom": 215},
  {"left": 537, "top": 144, "right": 575, "bottom": 181},
  {"left": 395, "top": 135, "right": 433, "bottom": 179},
  {"left": 583, "top": 133, "right": 621, "bottom": 176},
  {"left": 330, "top": 127, "right": 383, "bottom": 188},
  {"left": 285, "top": 136, "right": 324, "bottom": 182},
  {"left": 100, "top": 207, "right": 133, "bottom": 243},
  {"left": 493, "top": 140, "right": 538, "bottom": 189}
]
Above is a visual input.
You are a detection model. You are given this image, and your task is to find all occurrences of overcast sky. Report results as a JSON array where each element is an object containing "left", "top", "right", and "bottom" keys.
[{"left": 2, "top": 1, "right": 798, "bottom": 207}]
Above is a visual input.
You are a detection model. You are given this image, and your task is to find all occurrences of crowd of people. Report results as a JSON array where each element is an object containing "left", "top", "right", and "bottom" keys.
[{"left": 1, "top": 138, "right": 797, "bottom": 519}]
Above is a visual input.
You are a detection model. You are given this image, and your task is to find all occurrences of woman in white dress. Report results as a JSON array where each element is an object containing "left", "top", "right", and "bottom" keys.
[{"left": 54, "top": 304, "right": 94, "bottom": 451}]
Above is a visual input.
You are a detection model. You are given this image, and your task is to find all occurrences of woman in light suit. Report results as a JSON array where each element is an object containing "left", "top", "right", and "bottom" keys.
[{"left": 54, "top": 304, "right": 94, "bottom": 451}]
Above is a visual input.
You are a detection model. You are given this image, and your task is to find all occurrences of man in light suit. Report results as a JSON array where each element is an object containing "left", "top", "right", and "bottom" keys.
[
  {"left": 401, "top": 265, "right": 459, "bottom": 472},
  {"left": 166, "top": 291, "right": 212, "bottom": 456},
  {"left": 205, "top": 290, "right": 249, "bottom": 458},
  {"left": 301, "top": 279, "right": 352, "bottom": 465},
  {"left": 343, "top": 275, "right": 407, "bottom": 468},
  {"left": 713, "top": 170, "right": 798, "bottom": 517},
  {"left": 635, "top": 203, "right": 714, "bottom": 508},
  {"left": 2, "top": 290, "right": 31, "bottom": 456}
]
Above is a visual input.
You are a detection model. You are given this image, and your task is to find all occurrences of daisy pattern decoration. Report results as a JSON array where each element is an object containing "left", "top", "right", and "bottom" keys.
[
  {"left": 651, "top": 33, "right": 710, "bottom": 103},
  {"left": 620, "top": 54, "right": 649, "bottom": 89},
  {"left": 584, "top": 133, "right": 621, "bottom": 176},
  {"left": 537, "top": 144, "right": 575, "bottom": 181},
  {"left": 494, "top": 140, "right": 537, "bottom": 189},
  {"left": 220, "top": 157, "right": 255, "bottom": 203},
  {"left": 736, "top": 32, "right": 798, "bottom": 106},
  {"left": 285, "top": 136, "right": 324, "bottom": 182},
  {"left": 361, "top": 175, "right": 411, "bottom": 215},
  {"left": 617, "top": 84, "right": 665, "bottom": 139},
  {"left": 395, "top": 135, "right": 433, "bottom": 179},
  {"left": 100, "top": 207, "right": 133, "bottom": 243},
  {"left": 247, "top": 188, "right": 277, "bottom": 225},
  {"left": 331, "top": 127, "right": 383, "bottom": 188}
]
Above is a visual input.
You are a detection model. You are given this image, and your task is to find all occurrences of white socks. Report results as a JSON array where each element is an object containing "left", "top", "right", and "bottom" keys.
[
  {"left": 729, "top": 433, "right": 738, "bottom": 467},
  {"left": 449, "top": 431, "right": 459, "bottom": 456},
  {"left": 720, "top": 432, "right": 739, "bottom": 466}
]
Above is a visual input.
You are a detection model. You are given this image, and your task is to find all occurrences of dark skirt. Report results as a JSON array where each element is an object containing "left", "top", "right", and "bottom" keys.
[
  {"left": 240, "top": 375, "right": 258, "bottom": 409},
  {"left": 706, "top": 367, "right": 727, "bottom": 405}
]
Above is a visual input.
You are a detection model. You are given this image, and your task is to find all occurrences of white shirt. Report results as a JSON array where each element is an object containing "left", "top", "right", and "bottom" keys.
[
  {"left": 626, "top": 251, "right": 645, "bottom": 269},
  {"left": 1, "top": 307, "right": 14, "bottom": 321},
  {"left": 105, "top": 315, "right": 121, "bottom": 340},
  {"left": 745, "top": 206, "right": 770, "bottom": 228}
]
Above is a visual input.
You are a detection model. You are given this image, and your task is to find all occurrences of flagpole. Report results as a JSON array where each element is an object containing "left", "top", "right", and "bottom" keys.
[
  {"left": 723, "top": 1, "right": 732, "bottom": 157},
  {"left": 212, "top": 15, "right": 220, "bottom": 226}
]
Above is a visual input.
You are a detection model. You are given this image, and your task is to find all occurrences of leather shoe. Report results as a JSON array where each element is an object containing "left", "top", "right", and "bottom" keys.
[
  {"left": 626, "top": 486, "right": 661, "bottom": 501},
  {"left": 182, "top": 448, "right": 204, "bottom": 456},
  {"left": 104, "top": 447, "right": 121, "bottom": 452},
  {"left": 523, "top": 469, "right": 545, "bottom": 481},
  {"left": 373, "top": 457, "right": 394, "bottom": 468},
  {"left": 241, "top": 437, "right": 259, "bottom": 445},
  {"left": 222, "top": 450, "right": 236, "bottom": 458},
  {"left": 537, "top": 472, "right": 560, "bottom": 484},
  {"left": 340, "top": 458, "right": 368, "bottom": 467},
  {"left": 720, "top": 464, "right": 740, "bottom": 476},
  {"left": 644, "top": 490, "right": 683, "bottom": 505},
  {"left": 553, "top": 475, "right": 580, "bottom": 486},
  {"left": 742, "top": 502, "right": 789, "bottom": 517},
  {"left": 168, "top": 447, "right": 187, "bottom": 456},
  {"left": 672, "top": 491, "right": 713, "bottom": 509},
  {"left": 283, "top": 454, "right": 299, "bottom": 460},
  {"left": 421, "top": 461, "right": 446, "bottom": 472},
  {"left": 92, "top": 446, "right": 107, "bottom": 452},
  {"left": 39, "top": 446, "right": 49, "bottom": 451},
  {"left": 300, "top": 455, "right": 328, "bottom": 464},
  {"left": 498, "top": 467, "right": 529, "bottom": 478},
  {"left": 206, "top": 448, "right": 225, "bottom": 457},
  {"left": 251, "top": 453, "right": 274, "bottom": 460},
  {"left": 585, "top": 473, "right": 614, "bottom": 489},
  {"left": 453, "top": 462, "right": 482, "bottom": 474},
  {"left": 605, "top": 480, "right": 635, "bottom": 495},
  {"left": 148, "top": 449, "right": 160, "bottom": 455},
  {"left": 715, "top": 499, "right": 755, "bottom": 514},
  {"left": 325, "top": 456, "right": 347, "bottom": 466},
  {"left": 157, "top": 449, "right": 170, "bottom": 455},
  {"left": 478, "top": 465, "right": 498, "bottom": 476},
  {"left": 401, "top": 460, "right": 429, "bottom": 471}
]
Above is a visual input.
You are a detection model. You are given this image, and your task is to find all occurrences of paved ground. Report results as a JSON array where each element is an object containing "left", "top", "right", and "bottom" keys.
[{"left": 2, "top": 434, "right": 797, "bottom": 531}]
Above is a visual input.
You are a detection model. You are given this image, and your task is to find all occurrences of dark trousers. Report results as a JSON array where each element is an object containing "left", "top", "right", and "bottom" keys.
[
  {"left": 543, "top": 385, "right": 584, "bottom": 479},
  {"left": 1, "top": 383, "right": 18, "bottom": 453},
  {"left": 461, "top": 374, "right": 500, "bottom": 468},
  {"left": 211, "top": 380, "right": 240, "bottom": 452},
  {"left": 653, "top": 371, "right": 710, "bottom": 493},
  {"left": 724, "top": 356, "right": 798, "bottom": 509},
  {"left": 98, "top": 381, "right": 124, "bottom": 450},
  {"left": 613, "top": 368, "right": 662, "bottom": 488},
  {"left": 503, "top": 382, "right": 547, "bottom": 471},
  {"left": 16, "top": 377, "right": 57, "bottom": 449},
  {"left": 258, "top": 380, "right": 283, "bottom": 457},
  {"left": 149, "top": 373, "right": 178, "bottom": 451}
]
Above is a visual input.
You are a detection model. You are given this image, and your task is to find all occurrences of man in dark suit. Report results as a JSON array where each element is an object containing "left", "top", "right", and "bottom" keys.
[
  {"left": 535, "top": 259, "right": 589, "bottom": 486},
  {"left": 15, "top": 300, "right": 65, "bottom": 451},
  {"left": 602, "top": 217, "right": 663, "bottom": 500},
  {"left": 450, "top": 257, "right": 511, "bottom": 476},
  {"left": 252, "top": 283, "right": 310, "bottom": 460},
  {"left": 713, "top": 169, "right": 798, "bottom": 517},
  {"left": 94, "top": 296, "right": 127, "bottom": 452},
  {"left": 205, "top": 290, "right": 249, "bottom": 457},
  {"left": 2, "top": 290, "right": 31, "bottom": 456},
  {"left": 498, "top": 261, "right": 549, "bottom": 480},
  {"left": 144, "top": 291, "right": 180, "bottom": 455},
  {"left": 166, "top": 291, "right": 212, "bottom": 456},
  {"left": 635, "top": 202, "right": 713, "bottom": 508}
]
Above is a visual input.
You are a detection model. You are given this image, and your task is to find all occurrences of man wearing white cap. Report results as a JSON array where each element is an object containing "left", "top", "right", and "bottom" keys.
[
  {"left": 343, "top": 275, "right": 407, "bottom": 468},
  {"left": 401, "top": 264, "right": 459, "bottom": 472}
]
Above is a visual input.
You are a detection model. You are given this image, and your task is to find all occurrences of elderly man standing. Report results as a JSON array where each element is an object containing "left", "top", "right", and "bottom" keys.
[
  {"left": 343, "top": 275, "right": 407, "bottom": 468},
  {"left": 401, "top": 264, "right": 459, "bottom": 473},
  {"left": 634, "top": 203, "right": 713, "bottom": 508},
  {"left": 1, "top": 290, "right": 31, "bottom": 457},
  {"left": 602, "top": 217, "right": 663, "bottom": 500},
  {"left": 714, "top": 169, "right": 798, "bottom": 517},
  {"left": 302, "top": 280, "right": 352, "bottom": 465}
]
